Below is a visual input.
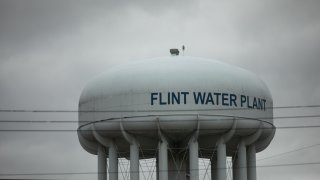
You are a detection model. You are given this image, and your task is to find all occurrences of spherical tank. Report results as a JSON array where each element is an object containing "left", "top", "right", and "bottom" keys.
[{"left": 77, "top": 55, "right": 275, "bottom": 180}]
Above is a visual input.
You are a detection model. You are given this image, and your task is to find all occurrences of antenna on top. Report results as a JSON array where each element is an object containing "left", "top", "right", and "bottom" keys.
[{"left": 182, "top": 45, "right": 185, "bottom": 56}]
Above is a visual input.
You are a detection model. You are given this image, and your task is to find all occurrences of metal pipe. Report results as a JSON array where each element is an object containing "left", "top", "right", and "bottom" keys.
[
  {"left": 156, "top": 156, "right": 159, "bottom": 180},
  {"left": 158, "top": 132, "right": 168, "bottom": 180},
  {"left": 189, "top": 138, "right": 199, "bottom": 180},
  {"left": 130, "top": 143, "right": 139, "bottom": 180},
  {"left": 232, "top": 155, "right": 238, "bottom": 180},
  {"left": 98, "top": 144, "right": 107, "bottom": 180},
  {"left": 247, "top": 145, "right": 256, "bottom": 180},
  {"left": 211, "top": 154, "right": 217, "bottom": 180}
]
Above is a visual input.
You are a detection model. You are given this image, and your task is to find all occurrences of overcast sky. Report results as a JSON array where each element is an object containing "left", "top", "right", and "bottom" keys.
[{"left": 0, "top": 0, "right": 320, "bottom": 180}]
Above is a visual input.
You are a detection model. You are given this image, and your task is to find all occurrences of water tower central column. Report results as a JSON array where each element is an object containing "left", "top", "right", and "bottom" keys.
[
  {"left": 189, "top": 119, "right": 200, "bottom": 180},
  {"left": 211, "top": 154, "right": 217, "bottom": 180},
  {"left": 189, "top": 136, "right": 199, "bottom": 180},
  {"left": 158, "top": 131, "right": 169, "bottom": 180},
  {"left": 130, "top": 143, "right": 139, "bottom": 180}
]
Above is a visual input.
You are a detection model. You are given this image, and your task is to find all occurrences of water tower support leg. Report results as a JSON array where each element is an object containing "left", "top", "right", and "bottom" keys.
[
  {"left": 189, "top": 136, "right": 199, "bottom": 180},
  {"left": 210, "top": 153, "right": 217, "bottom": 180},
  {"left": 189, "top": 118, "right": 200, "bottom": 180},
  {"left": 232, "top": 155, "right": 238, "bottom": 180},
  {"left": 241, "top": 122, "right": 262, "bottom": 180},
  {"left": 217, "top": 140, "right": 227, "bottom": 180},
  {"left": 158, "top": 133, "right": 168, "bottom": 180},
  {"left": 98, "top": 144, "right": 107, "bottom": 180},
  {"left": 109, "top": 144, "right": 118, "bottom": 180},
  {"left": 156, "top": 156, "right": 159, "bottom": 180},
  {"left": 130, "top": 143, "right": 139, "bottom": 180},
  {"left": 91, "top": 125, "right": 118, "bottom": 180},
  {"left": 237, "top": 140, "right": 247, "bottom": 180},
  {"left": 216, "top": 118, "right": 236, "bottom": 180},
  {"left": 247, "top": 144, "right": 256, "bottom": 180},
  {"left": 120, "top": 121, "right": 140, "bottom": 180}
]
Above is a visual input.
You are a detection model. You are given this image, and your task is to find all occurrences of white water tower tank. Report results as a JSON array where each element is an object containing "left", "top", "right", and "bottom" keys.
[{"left": 78, "top": 55, "right": 275, "bottom": 180}]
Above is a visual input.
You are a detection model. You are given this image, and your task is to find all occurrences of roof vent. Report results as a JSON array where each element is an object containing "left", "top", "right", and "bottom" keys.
[{"left": 170, "top": 49, "right": 179, "bottom": 56}]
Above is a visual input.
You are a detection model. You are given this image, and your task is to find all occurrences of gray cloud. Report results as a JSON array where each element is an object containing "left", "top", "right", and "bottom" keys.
[
  {"left": 0, "top": 0, "right": 196, "bottom": 57},
  {"left": 0, "top": 0, "right": 320, "bottom": 180}
]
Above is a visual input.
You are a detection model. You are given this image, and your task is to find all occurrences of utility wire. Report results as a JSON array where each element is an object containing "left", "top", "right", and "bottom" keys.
[
  {"left": 0, "top": 125, "right": 318, "bottom": 132},
  {"left": 0, "top": 104, "right": 320, "bottom": 113},
  {"left": 1, "top": 161, "right": 320, "bottom": 177},
  {"left": 0, "top": 144, "right": 320, "bottom": 177},
  {"left": 0, "top": 114, "right": 319, "bottom": 124},
  {"left": 257, "top": 143, "right": 320, "bottom": 161}
]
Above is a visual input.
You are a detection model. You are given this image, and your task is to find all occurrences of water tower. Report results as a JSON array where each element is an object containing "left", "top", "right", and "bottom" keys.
[{"left": 77, "top": 51, "right": 275, "bottom": 180}]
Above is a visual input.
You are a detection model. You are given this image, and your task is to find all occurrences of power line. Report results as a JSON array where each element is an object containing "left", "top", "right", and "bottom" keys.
[
  {"left": 1, "top": 161, "right": 320, "bottom": 177},
  {"left": 0, "top": 125, "right": 319, "bottom": 132},
  {"left": 257, "top": 142, "right": 320, "bottom": 161},
  {"left": 0, "top": 114, "right": 319, "bottom": 124},
  {"left": 0, "top": 104, "right": 320, "bottom": 113}
]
